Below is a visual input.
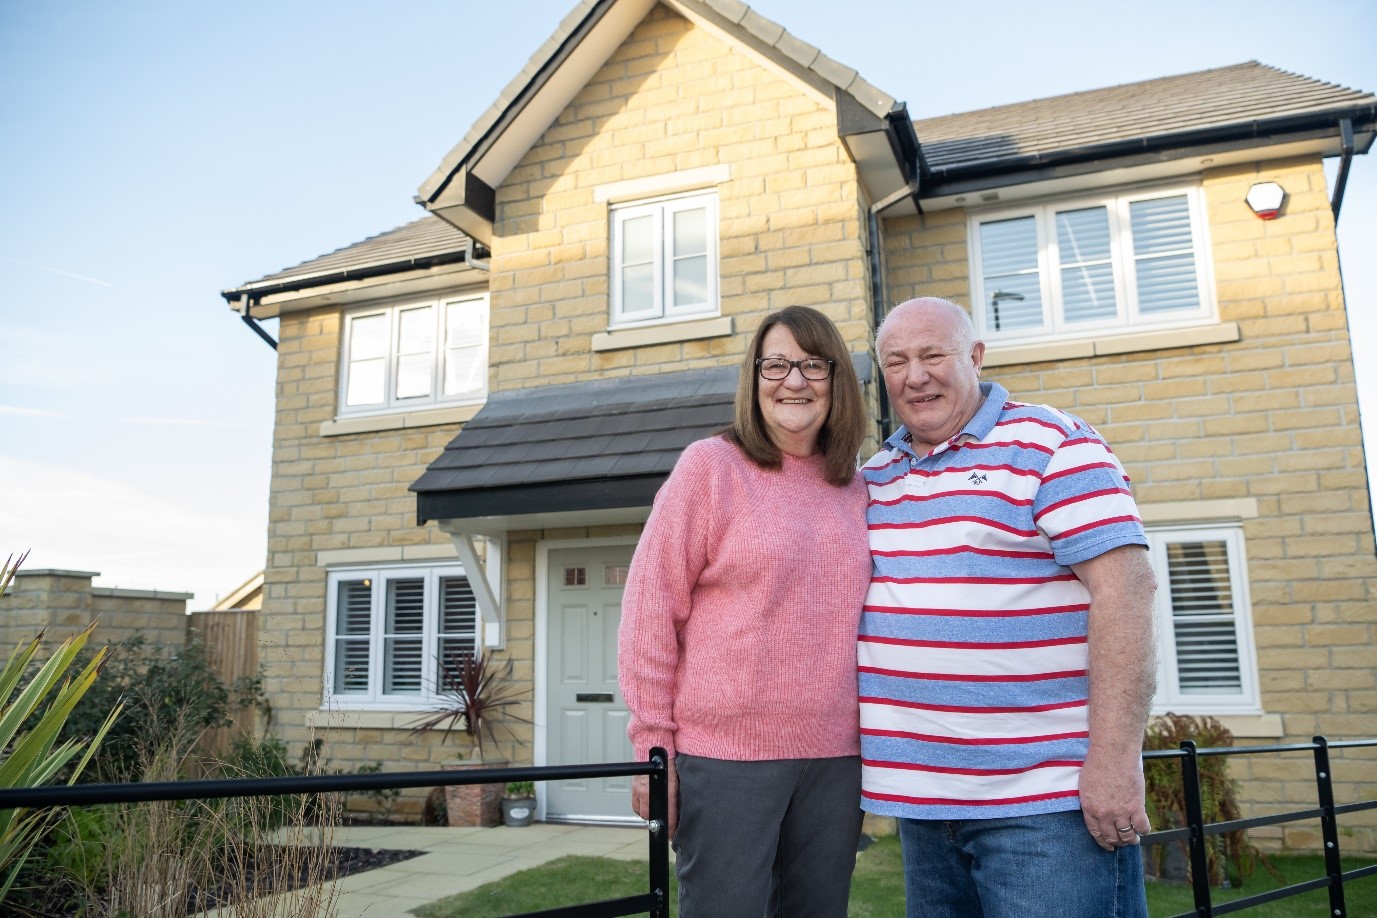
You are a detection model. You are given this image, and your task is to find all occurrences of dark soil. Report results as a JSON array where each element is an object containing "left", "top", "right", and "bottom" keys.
[{"left": 14, "top": 845, "right": 425, "bottom": 917}]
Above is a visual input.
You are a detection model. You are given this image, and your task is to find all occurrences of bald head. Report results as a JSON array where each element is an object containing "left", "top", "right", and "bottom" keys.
[
  {"left": 876, "top": 297, "right": 987, "bottom": 451},
  {"left": 877, "top": 298, "right": 977, "bottom": 355}
]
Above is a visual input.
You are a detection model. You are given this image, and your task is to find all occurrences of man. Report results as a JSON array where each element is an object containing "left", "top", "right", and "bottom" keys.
[{"left": 859, "top": 297, "right": 1157, "bottom": 918}]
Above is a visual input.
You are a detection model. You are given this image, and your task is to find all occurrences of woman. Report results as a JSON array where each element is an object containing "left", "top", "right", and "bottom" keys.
[{"left": 618, "top": 305, "right": 871, "bottom": 917}]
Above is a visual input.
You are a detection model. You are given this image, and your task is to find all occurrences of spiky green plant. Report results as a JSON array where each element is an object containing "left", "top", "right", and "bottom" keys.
[{"left": 0, "top": 551, "right": 121, "bottom": 903}]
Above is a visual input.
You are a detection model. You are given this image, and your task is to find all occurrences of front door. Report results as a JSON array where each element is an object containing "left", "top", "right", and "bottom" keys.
[{"left": 544, "top": 545, "right": 637, "bottom": 822}]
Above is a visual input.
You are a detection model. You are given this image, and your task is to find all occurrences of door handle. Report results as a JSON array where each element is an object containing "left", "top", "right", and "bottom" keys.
[{"left": 575, "top": 693, "right": 615, "bottom": 703}]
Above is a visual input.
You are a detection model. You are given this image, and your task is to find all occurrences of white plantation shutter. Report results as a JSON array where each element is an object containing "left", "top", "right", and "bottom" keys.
[
  {"left": 325, "top": 564, "right": 478, "bottom": 706},
  {"left": 978, "top": 216, "right": 1044, "bottom": 331},
  {"left": 334, "top": 579, "right": 373, "bottom": 694},
  {"left": 1148, "top": 527, "right": 1259, "bottom": 713},
  {"left": 384, "top": 577, "right": 425, "bottom": 693},
  {"left": 1056, "top": 206, "right": 1117, "bottom": 324},
  {"left": 437, "top": 575, "right": 478, "bottom": 672},
  {"left": 1165, "top": 541, "right": 1241, "bottom": 693},
  {"left": 971, "top": 186, "right": 1210, "bottom": 342},
  {"left": 1129, "top": 195, "right": 1201, "bottom": 315}
]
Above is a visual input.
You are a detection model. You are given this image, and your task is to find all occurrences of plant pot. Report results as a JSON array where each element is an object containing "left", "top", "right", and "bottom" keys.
[
  {"left": 443, "top": 760, "right": 507, "bottom": 827},
  {"left": 502, "top": 796, "right": 536, "bottom": 827}
]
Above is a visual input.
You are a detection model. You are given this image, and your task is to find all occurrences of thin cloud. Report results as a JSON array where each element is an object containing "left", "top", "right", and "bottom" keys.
[
  {"left": 0, "top": 405, "right": 60, "bottom": 418},
  {"left": 1, "top": 256, "right": 115, "bottom": 288}
]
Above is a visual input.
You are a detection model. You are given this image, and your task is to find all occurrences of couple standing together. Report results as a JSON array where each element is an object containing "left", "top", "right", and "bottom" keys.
[{"left": 618, "top": 298, "right": 1158, "bottom": 918}]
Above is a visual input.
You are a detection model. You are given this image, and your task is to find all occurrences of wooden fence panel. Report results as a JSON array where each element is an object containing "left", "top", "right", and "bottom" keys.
[{"left": 188, "top": 609, "right": 259, "bottom": 758}]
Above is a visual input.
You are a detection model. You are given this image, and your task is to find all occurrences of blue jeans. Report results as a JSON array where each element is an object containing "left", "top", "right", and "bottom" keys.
[{"left": 897, "top": 809, "right": 1147, "bottom": 918}]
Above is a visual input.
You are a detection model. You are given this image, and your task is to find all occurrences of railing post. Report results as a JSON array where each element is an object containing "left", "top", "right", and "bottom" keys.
[
  {"left": 1313, "top": 735, "right": 1348, "bottom": 918},
  {"left": 647, "top": 747, "right": 670, "bottom": 918},
  {"left": 1179, "top": 739, "right": 1213, "bottom": 917}
]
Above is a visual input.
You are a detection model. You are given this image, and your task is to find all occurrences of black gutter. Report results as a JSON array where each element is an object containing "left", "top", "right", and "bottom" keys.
[
  {"left": 224, "top": 248, "right": 476, "bottom": 353},
  {"left": 918, "top": 108, "right": 1377, "bottom": 196},
  {"left": 220, "top": 249, "right": 473, "bottom": 304},
  {"left": 1332, "top": 118, "right": 1355, "bottom": 221}
]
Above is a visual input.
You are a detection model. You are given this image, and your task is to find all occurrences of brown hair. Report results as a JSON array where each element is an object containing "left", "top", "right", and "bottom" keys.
[{"left": 724, "top": 306, "right": 865, "bottom": 486}]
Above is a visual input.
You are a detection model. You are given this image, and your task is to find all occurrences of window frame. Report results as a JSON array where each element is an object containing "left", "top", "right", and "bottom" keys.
[
  {"left": 968, "top": 184, "right": 1215, "bottom": 346},
  {"left": 1145, "top": 524, "right": 1261, "bottom": 715},
  {"left": 337, "top": 293, "right": 489, "bottom": 418},
  {"left": 609, "top": 189, "right": 720, "bottom": 329},
  {"left": 323, "top": 563, "right": 479, "bottom": 710}
]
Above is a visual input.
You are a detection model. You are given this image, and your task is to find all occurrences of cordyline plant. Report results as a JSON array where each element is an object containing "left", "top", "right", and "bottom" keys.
[
  {"left": 408, "top": 650, "right": 530, "bottom": 761},
  {"left": 0, "top": 550, "right": 121, "bottom": 904}
]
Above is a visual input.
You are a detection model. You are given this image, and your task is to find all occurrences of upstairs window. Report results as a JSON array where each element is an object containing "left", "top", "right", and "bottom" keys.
[
  {"left": 610, "top": 190, "right": 719, "bottom": 327},
  {"left": 1146, "top": 526, "right": 1260, "bottom": 714},
  {"left": 326, "top": 564, "right": 478, "bottom": 708},
  {"left": 970, "top": 187, "right": 1212, "bottom": 345},
  {"left": 340, "top": 294, "right": 487, "bottom": 415}
]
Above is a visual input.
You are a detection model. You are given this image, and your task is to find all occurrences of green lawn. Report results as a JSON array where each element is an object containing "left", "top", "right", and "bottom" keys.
[{"left": 414, "top": 837, "right": 1375, "bottom": 918}]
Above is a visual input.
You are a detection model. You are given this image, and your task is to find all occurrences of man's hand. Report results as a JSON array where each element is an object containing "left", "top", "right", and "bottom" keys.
[
  {"left": 630, "top": 756, "right": 678, "bottom": 839},
  {"left": 1079, "top": 752, "right": 1150, "bottom": 851}
]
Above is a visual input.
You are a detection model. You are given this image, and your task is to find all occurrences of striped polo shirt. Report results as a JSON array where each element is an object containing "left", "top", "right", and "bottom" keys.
[{"left": 858, "top": 381, "right": 1147, "bottom": 820}]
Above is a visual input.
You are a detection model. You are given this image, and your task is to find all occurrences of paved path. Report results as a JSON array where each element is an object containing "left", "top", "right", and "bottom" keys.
[{"left": 324, "top": 823, "right": 652, "bottom": 917}]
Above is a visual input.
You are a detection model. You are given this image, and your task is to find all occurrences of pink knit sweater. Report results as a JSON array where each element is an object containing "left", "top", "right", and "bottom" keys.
[{"left": 618, "top": 436, "right": 872, "bottom": 761}]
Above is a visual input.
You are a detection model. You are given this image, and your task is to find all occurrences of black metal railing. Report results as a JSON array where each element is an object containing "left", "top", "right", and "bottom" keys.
[
  {"left": 1140, "top": 736, "right": 1377, "bottom": 917},
  {"left": 5, "top": 737, "right": 1376, "bottom": 916},
  {"left": 0, "top": 747, "right": 671, "bottom": 918}
]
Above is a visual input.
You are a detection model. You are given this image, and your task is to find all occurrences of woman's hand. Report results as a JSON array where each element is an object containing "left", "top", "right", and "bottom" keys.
[{"left": 630, "top": 757, "right": 679, "bottom": 839}]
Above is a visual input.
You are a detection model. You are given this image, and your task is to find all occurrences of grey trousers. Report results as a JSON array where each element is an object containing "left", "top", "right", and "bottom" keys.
[{"left": 673, "top": 754, "right": 863, "bottom": 918}]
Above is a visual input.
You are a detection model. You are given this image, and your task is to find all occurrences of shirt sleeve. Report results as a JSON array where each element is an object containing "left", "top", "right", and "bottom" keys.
[
  {"left": 617, "top": 439, "right": 722, "bottom": 759},
  {"left": 1033, "top": 420, "right": 1147, "bottom": 567}
]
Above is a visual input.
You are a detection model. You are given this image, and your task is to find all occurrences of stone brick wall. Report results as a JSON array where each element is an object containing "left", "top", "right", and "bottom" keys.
[
  {"left": 488, "top": 5, "right": 874, "bottom": 388},
  {"left": 2, "top": 569, "right": 190, "bottom": 651}
]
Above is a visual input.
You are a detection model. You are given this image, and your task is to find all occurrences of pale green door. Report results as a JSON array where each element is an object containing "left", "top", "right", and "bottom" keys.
[{"left": 545, "top": 545, "right": 637, "bottom": 822}]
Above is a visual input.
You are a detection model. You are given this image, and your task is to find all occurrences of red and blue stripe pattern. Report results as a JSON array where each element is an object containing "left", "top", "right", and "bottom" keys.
[{"left": 859, "top": 383, "right": 1147, "bottom": 819}]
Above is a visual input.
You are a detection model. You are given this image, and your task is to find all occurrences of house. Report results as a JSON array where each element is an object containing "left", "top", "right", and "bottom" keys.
[{"left": 222, "top": 0, "right": 1377, "bottom": 847}]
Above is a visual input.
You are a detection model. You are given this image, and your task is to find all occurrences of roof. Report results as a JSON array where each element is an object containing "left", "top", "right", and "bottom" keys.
[
  {"left": 915, "top": 62, "right": 1377, "bottom": 191},
  {"left": 416, "top": 0, "right": 899, "bottom": 205},
  {"left": 411, "top": 353, "right": 872, "bottom": 526},
  {"left": 222, "top": 216, "right": 470, "bottom": 300}
]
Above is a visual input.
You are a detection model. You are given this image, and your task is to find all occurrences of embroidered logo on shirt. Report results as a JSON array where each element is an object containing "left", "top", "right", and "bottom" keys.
[{"left": 968, "top": 471, "right": 989, "bottom": 485}]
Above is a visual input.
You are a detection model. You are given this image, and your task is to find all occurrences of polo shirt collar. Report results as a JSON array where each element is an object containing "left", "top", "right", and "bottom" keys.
[{"left": 885, "top": 382, "right": 1009, "bottom": 459}]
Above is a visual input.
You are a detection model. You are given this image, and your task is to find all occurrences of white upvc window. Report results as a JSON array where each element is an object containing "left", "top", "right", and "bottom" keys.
[
  {"left": 339, "top": 294, "right": 488, "bottom": 415},
  {"left": 1146, "top": 526, "right": 1260, "bottom": 714},
  {"left": 969, "top": 186, "right": 1213, "bottom": 345},
  {"left": 325, "top": 564, "right": 478, "bottom": 708},
  {"left": 610, "top": 190, "right": 719, "bottom": 327}
]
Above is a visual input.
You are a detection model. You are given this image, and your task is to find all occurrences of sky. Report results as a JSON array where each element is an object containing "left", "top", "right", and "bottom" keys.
[{"left": 1, "top": 0, "right": 1375, "bottom": 609}]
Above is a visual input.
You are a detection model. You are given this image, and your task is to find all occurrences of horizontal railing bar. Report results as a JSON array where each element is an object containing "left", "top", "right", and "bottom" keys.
[
  {"left": 1145, "top": 738, "right": 1377, "bottom": 761},
  {"left": 1140, "top": 827, "right": 1190, "bottom": 845},
  {"left": 0, "top": 760, "right": 663, "bottom": 810},
  {"left": 1207, "top": 876, "right": 1333, "bottom": 915},
  {"left": 507, "top": 892, "right": 655, "bottom": 918},
  {"left": 1335, "top": 800, "right": 1377, "bottom": 817},
  {"left": 1201, "top": 808, "right": 1325, "bottom": 837},
  {"left": 1328, "top": 739, "right": 1377, "bottom": 750},
  {"left": 1345, "top": 863, "right": 1377, "bottom": 881}
]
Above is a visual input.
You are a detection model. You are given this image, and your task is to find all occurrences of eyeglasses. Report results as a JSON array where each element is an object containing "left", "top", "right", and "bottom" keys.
[{"left": 755, "top": 357, "right": 834, "bottom": 380}]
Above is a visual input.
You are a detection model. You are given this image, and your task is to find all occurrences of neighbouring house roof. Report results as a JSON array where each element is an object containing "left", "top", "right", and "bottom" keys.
[
  {"left": 411, "top": 355, "right": 871, "bottom": 528},
  {"left": 915, "top": 61, "right": 1377, "bottom": 196},
  {"left": 209, "top": 571, "right": 264, "bottom": 612},
  {"left": 221, "top": 215, "right": 471, "bottom": 302}
]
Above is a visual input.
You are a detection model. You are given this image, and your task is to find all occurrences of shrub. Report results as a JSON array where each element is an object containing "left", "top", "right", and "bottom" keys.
[{"left": 1143, "top": 713, "right": 1272, "bottom": 887}]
